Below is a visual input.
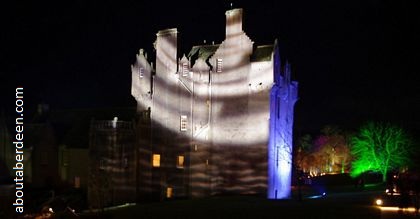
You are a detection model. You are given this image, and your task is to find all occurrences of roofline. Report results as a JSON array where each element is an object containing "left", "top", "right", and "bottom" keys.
[{"left": 156, "top": 28, "right": 178, "bottom": 36}]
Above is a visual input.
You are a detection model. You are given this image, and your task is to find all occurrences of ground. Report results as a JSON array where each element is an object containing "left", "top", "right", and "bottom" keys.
[{"left": 77, "top": 184, "right": 419, "bottom": 219}]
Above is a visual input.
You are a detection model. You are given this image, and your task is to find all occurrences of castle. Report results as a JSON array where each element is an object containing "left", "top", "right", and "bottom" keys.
[{"left": 131, "top": 8, "right": 298, "bottom": 200}]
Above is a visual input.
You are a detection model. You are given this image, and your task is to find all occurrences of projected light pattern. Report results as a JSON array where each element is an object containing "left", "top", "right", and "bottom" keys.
[
  {"left": 131, "top": 8, "right": 298, "bottom": 199},
  {"left": 268, "top": 59, "right": 298, "bottom": 199}
]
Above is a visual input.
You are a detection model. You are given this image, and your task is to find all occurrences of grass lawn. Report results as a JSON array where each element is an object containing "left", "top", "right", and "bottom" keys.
[{"left": 80, "top": 186, "right": 385, "bottom": 219}]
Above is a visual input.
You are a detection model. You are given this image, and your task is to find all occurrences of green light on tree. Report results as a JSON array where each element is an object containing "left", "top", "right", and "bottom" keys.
[{"left": 350, "top": 122, "right": 412, "bottom": 182}]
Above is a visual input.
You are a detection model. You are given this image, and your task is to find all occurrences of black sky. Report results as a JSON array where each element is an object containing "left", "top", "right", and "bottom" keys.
[{"left": 1, "top": 0, "right": 419, "bottom": 136}]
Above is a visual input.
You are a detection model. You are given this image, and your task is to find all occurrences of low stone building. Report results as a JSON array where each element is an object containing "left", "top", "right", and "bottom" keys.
[{"left": 88, "top": 118, "right": 137, "bottom": 207}]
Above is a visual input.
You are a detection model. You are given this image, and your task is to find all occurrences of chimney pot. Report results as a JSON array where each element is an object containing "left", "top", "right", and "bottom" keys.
[{"left": 225, "top": 8, "right": 243, "bottom": 38}]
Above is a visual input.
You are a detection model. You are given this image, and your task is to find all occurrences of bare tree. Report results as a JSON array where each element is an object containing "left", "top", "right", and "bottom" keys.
[{"left": 351, "top": 122, "right": 412, "bottom": 182}]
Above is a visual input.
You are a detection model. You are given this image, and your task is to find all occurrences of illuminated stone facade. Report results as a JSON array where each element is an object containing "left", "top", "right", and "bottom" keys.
[{"left": 131, "top": 8, "right": 298, "bottom": 199}]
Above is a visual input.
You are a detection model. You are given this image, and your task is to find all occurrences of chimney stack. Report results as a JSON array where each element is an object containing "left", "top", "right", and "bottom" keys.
[
  {"left": 225, "top": 8, "right": 243, "bottom": 38},
  {"left": 155, "top": 28, "right": 178, "bottom": 77}
]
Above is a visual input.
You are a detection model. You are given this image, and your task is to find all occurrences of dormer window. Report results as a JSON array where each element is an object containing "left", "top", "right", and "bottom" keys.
[
  {"left": 216, "top": 58, "right": 222, "bottom": 73},
  {"left": 182, "top": 63, "right": 189, "bottom": 77}
]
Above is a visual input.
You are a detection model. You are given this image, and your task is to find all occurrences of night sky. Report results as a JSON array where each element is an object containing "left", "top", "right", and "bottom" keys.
[{"left": 1, "top": 1, "right": 419, "bottom": 136}]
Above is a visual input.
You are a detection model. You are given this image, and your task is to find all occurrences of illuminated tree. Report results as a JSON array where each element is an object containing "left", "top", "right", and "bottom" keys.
[
  {"left": 294, "top": 127, "right": 351, "bottom": 176},
  {"left": 350, "top": 122, "right": 412, "bottom": 182},
  {"left": 313, "top": 132, "right": 350, "bottom": 174},
  {"left": 294, "top": 134, "right": 312, "bottom": 171}
]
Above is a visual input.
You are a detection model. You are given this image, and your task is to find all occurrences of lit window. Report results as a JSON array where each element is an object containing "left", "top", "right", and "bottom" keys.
[
  {"left": 216, "top": 58, "right": 222, "bottom": 73},
  {"left": 176, "top": 155, "right": 185, "bottom": 168},
  {"left": 180, "top": 115, "right": 187, "bottom": 131},
  {"left": 182, "top": 63, "right": 189, "bottom": 77},
  {"left": 166, "top": 187, "right": 173, "bottom": 198},
  {"left": 152, "top": 154, "right": 161, "bottom": 167},
  {"left": 139, "top": 67, "right": 144, "bottom": 78}
]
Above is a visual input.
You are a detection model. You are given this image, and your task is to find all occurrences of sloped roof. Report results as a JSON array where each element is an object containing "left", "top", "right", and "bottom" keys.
[
  {"left": 188, "top": 44, "right": 219, "bottom": 63},
  {"left": 251, "top": 45, "right": 274, "bottom": 62},
  {"left": 187, "top": 43, "right": 274, "bottom": 66}
]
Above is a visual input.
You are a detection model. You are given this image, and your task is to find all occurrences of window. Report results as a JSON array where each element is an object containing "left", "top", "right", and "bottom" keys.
[
  {"left": 180, "top": 115, "right": 187, "bottom": 131},
  {"left": 166, "top": 187, "right": 173, "bottom": 198},
  {"left": 176, "top": 155, "right": 185, "bottom": 168},
  {"left": 139, "top": 67, "right": 144, "bottom": 78},
  {"left": 182, "top": 63, "right": 189, "bottom": 77},
  {"left": 216, "top": 58, "right": 223, "bottom": 73},
  {"left": 74, "top": 176, "right": 80, "bottom": 188},
  {"left": 152, "top": 154, "right": 161, "bottom": 167},
  {"left": 99, "top": 158, "right": 106, "bottom": 170}
]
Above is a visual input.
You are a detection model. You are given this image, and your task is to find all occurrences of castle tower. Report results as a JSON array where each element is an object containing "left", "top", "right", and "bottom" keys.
[
  {"left": 268, "top": 48, "right": 299, "bottom": 199},
  {"left": 131, "top": 8, "right": 298, "bottom": 201}
]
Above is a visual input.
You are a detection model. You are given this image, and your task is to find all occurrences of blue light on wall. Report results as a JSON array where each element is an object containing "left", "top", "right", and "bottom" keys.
[{"left": 268, "top": 57, "right": 298, "bottom": 199}]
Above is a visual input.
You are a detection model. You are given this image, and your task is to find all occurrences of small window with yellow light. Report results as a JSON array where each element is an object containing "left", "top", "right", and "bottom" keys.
[
  {"left": 176, "top": 155, "right": 185, "bottom": 168},
  {"left": 166, "top": 187, "right": 173, "bottom": 198},
  {"left": 152, "top": 154, "right": 161, "bottom": 167}
]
